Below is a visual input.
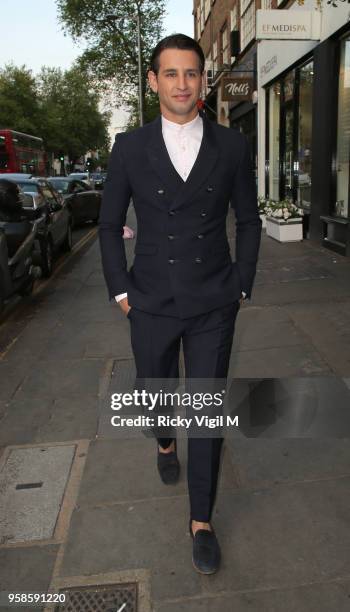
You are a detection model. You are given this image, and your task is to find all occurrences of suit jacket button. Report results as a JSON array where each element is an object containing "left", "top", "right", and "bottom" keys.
[
  {"left": 200, "top": 211, "right": 207, "bottom": 217},
  {"left": 168, "top": 234, "right": 175, "bottom": 240},
  {"left": 195, "top": 257, "right": 202, "bottom": 264},
  {"left": 169, "top": 210, "right": 176, "bottom": 216},
  {"left": 206, "top": 186, "right": 213, "bottom": 192},
  {"left": 158, "top": 189, "right": 165, "bottom": 194},
  {"left": 168, "top": 258, "right": 175, "bottom": 264},
  {"left": 197, "top": 234, "right": 204, "bottom": 239}
]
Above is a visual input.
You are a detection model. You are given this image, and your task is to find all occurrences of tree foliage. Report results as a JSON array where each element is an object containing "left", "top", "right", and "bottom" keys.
[
  {"left": 37, "top": 65, "right": 111, "bottom": 161},
  {"left": 0, "top": 63, "right": 111, "bottom": 164},
  {"left": 0, "top": 65, "right": 41, "bottom": 135},
  {"left": 55, "top": 0, "right": 166, "bottom": 116}
]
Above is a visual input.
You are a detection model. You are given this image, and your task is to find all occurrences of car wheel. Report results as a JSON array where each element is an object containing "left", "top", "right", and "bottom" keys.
[
  {"left": 41, "top": 237, "right": 53, "bottom": 277},
  {"left": 62, "top": 223, "right": 73, "bottom": 252}
]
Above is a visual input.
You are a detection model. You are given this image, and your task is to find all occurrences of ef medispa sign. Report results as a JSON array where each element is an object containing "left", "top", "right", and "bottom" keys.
[{"left": 256, "top": 9, "right": 321, "bottom": 40}]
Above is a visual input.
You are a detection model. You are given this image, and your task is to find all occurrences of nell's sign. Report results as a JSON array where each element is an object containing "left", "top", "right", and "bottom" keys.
[{"left": 221, "top": 77, "right": 254, "bottom": 102}]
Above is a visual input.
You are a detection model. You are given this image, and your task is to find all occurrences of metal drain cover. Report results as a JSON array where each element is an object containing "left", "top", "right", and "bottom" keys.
[
  {"left": 55, "top": 583, "right": 137, "bottom": 611},
  {"left": 0, "top": 445, "right": 75, "bottom": 544}
]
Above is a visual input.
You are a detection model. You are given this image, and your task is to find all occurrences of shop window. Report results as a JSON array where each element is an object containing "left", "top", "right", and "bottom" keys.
[
  {"left": 241, "top": 1, "right": 256, "bottom": 52},
  {"left": 196, "top": 7, "right": 201, "bottom": 40},
  {"left": 221, "top": 25, "right": 229, "bottom": 66},
  {"left": 230, "top": 5, "right": 238, "bottom": 31},
  {"left": 213, "top": 40, "right": 218, "bottom": 75},
  {"left": 335, "top": 36, "right": 350, "bottom": 219},
  {"left": 200, "top": 0, "right": 205, "bottom": 32},
  {"left": 297, "top": 61, "right": 313, "bottom": 211},
  {"left": 268, "top": 82, "right": 281, "bottom": 200}
]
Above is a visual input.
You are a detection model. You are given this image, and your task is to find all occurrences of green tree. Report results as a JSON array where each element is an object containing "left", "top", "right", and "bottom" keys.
[
  {"left": 126, "top": 90, "right": 159, "bottom": 130},
  {"left": 0, "top": 64, "right": 41, "bottom": 134},
  {"left": 37, "top": 65, "right": 111, "bottom": 165},
  {"left": 55, "top": 0, "right": 166, "bottom": 122}
]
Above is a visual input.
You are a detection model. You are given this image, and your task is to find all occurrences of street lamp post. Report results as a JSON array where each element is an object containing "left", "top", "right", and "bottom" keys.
[
  {"left": 136, "top": 8, "right": 144, "bottom": 127},
  {"left": 106, "top": 11, "right": 144, "bottom": 128}
]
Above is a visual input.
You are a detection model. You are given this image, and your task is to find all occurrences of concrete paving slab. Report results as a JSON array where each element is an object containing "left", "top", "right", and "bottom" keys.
[
  {"left": 38, "top": 321, "right": 133, "bottom": 361},
  {"left": 0, "top": 400, "right": 7, "bottom": 422},
  {"left": 0, "top": 445, "right": 75, "bottom": 543},
  {"left": 234, "top": 306, "right": 310, "bottom": 350},
  {"left": 1, "top": 320, "right": 61, "bottom": 365},
  {"left": 83, "top": 270, "right": 108, "bottom": 286},
  {"left": 228, "top": 439, "right": 350, "bottom": 489},
  {"left": 256, "top": 258, "right": 334, "bottom": 284},
  {"left": 201, "top": 477, "right": 350, "bottom": 594},
  {"left": 228, "top": 344, "right": 333, "bottom": 377},
  {"left": 252, "top": 278, "right": 350, "bottom": 307},
  {"left": 75, "top": 438, "right": 237, "bottom": 508},
  {"left": 14, "top": 359, "right": 105, "bottom": 399},
  {"left": 284, "top": 302, "right": 350, "bottom": 376},
  {"left": 60, "top": 496, "right": 203, "bottom": 601},
  {"left": 224, "top": 377, "right": 350, "bottom": 440},
  {"left": 0, "top": 362, "right": 30, "bottom": 401},
  {"left": 0, "top": 398, "right": 54, "bottom": 447},
  {"left": 64, "top": 289, "right": 121, "bottom": 323},
  {"left": 153, "top": 580, "right": 350, "bottom": 612},
  {"left": 32, "top": 396, "right": 98, "bottom": 443},
  {"left": 0, "top": 545, "right": 58, "bottom": 612}
]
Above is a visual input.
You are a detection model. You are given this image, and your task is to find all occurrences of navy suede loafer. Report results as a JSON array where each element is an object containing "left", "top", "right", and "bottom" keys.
[
  {"left": 189, "top": 519, "right": 221, "bottom": 574},
  {"left": 157, "top": 439, "right": 180, "bottom": 484}
]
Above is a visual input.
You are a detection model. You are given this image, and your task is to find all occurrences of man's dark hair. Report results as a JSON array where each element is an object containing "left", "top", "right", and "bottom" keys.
[{"left": 150, "top": 34, "right": 205, "bottom": 75}]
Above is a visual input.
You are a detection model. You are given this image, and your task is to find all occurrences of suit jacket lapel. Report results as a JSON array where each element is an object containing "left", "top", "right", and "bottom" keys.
[
  {"left": 145, "top": 113, "right": 219, "bottom": 210},
  {"left": 172, "top": 113, "right": 219, "bottom": 210},
  {"left": 146, "top": 115, "right": 184, "bottom": 206}
]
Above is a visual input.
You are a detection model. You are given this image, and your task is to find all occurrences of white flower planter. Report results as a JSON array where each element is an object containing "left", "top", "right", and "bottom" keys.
[
  {"left": 266, "top": 216, "right": 303, "bottom": 242},
  {"left": 259, "top": 213, "right": 266, "bottom": 228}
]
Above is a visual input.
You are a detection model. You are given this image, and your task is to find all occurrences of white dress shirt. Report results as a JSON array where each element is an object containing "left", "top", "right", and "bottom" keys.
[{"left": 115, "top": 112, "right": 246, "bottom": 303}]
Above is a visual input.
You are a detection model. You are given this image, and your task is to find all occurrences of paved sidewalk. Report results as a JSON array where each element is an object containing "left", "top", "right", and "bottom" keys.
[{"left": 0, "top": 208, "right": 350, "bottom": 611}]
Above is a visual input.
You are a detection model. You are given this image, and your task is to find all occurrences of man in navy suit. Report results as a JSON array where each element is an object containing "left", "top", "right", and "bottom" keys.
[{"left": 99, "top": 33, "right": 261, "bottom": 574}]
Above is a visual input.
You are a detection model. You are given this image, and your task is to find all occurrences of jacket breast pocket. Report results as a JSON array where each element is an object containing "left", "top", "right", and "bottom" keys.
[{"left": 134, "top": 243, "right": 158, "bottom": 255}]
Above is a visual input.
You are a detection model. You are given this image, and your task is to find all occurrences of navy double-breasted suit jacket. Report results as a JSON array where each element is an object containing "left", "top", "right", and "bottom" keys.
[{"left": 98, "top": 112, "right": 261, "bottom": 319}]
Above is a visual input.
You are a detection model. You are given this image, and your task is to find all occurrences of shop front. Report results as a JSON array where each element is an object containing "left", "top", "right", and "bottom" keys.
[{"left": 258, "top": 3, "right": 350, "bottom": 255}]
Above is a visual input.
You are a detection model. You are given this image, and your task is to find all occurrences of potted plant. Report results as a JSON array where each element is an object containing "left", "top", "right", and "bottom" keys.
[
  {"left": 265, "top": 199, "right": 304, "bottom": 242},
  {"left": 257, "top": 196, "right": 268, "bottom": 228}
]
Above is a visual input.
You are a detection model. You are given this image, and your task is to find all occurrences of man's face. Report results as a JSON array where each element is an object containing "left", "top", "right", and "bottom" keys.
[{"left": 148, "top": 48, "right": 203, "bottom": 123}]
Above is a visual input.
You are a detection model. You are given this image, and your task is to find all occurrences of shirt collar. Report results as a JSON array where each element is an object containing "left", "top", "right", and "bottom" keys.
[{"left": 161, "top": 113, "right": 202, "bottom": 131}]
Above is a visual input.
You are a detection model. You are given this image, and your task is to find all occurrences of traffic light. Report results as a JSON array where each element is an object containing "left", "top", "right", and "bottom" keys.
[{"left": 58, "top": 152, "right": 64, "bottom": 162}]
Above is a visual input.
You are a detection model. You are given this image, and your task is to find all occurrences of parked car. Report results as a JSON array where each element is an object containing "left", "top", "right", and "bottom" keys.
[
  {"left": 0, "top": 181, "right": 43, "bottom": 313},
  {"left": 47, "top": 177, "right": 101, "bottom": 227},
  {"left": 90, "top": 172, "right": 106, "bottom": 190},
  {"left": 0, "top": 173, "right": 34, "bottom": 180},
  {"left": 6, "top": 177, "right": 72, "bottom": 277},
  {"left": 68, "top": 172, "right": 95, "bottom": 188}
]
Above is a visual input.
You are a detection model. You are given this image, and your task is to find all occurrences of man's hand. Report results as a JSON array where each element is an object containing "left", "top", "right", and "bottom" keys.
[{"left": 118, "top": 296, "right": 131, "bottom": 315}]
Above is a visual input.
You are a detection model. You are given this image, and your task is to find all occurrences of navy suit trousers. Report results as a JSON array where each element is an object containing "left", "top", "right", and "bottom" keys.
[{"left": 127, "top": 300, "right": 240, "bottom": 522}]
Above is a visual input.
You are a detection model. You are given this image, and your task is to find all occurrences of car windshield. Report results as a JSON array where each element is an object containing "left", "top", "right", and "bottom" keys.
[
  {"left": 16, "top": 182, "right": 39, "bottom": 193},
  {"left": 48, "top": 180, "right": 70, "bottom": 193}
]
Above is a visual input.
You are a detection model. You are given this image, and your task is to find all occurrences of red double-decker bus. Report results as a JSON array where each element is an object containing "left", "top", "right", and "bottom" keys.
[{"left": 0, "top": 129, "right": 47, "bottom": 175}]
